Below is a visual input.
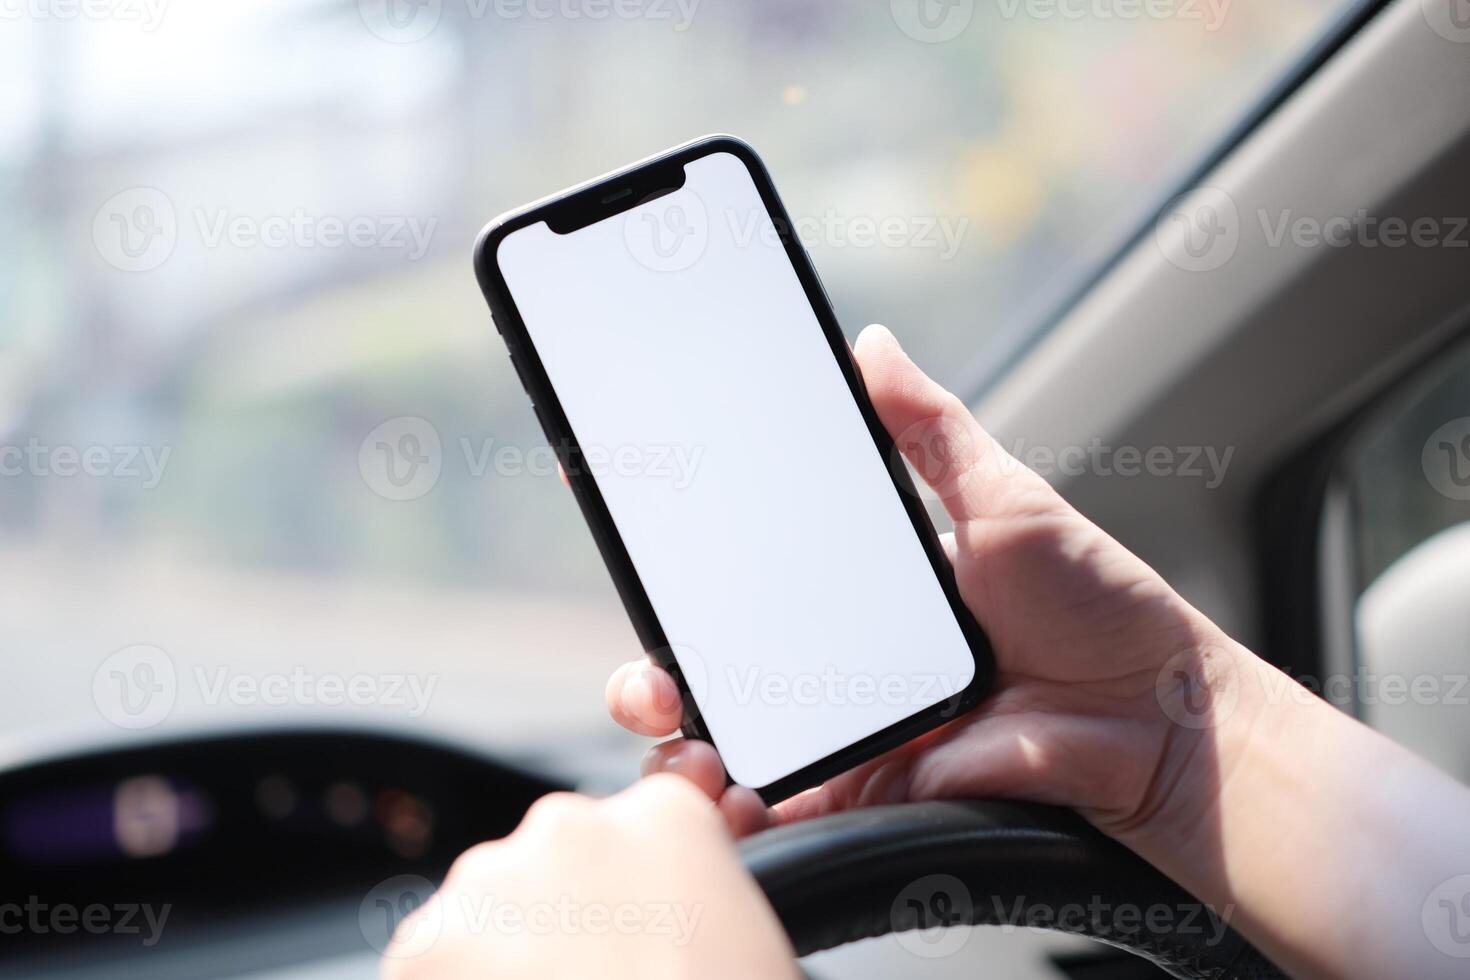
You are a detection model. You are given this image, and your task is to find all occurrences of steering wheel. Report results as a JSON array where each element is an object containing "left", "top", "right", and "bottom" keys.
[{"left": 740, "top": 801, "right": 1285, "bottom": 980}]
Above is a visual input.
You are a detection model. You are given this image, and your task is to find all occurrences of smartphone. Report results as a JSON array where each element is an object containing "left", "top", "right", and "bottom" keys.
[{"left": 473, "top": 136, "right": 993, "bottom": 803}]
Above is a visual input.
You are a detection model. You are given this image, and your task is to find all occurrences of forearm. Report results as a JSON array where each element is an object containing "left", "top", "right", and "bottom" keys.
[{"left": 1132, "top": 646, "right": 1470, "bottom": 980}]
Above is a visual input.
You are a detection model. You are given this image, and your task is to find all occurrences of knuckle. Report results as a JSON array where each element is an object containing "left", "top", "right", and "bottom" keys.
[
  {"left": 637, "top": 772, "right": 719, "bottom": 822},
  {"left": 444, "top": 839, "right": 499, "bottom": 884},
  {"left": 939, "top": 390, "right": 971, "bottom": 421},
  {"left": 521, "top": 790, "right": 590, "bottom": 832}
]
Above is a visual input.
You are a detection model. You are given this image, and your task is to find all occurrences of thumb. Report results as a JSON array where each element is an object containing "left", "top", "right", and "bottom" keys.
[{"left": 853, "top": 324, "right": 1056, "bottom": 526}]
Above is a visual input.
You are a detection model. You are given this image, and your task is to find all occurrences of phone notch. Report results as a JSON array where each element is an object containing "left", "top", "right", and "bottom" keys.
[{"left": 546, "top": 162, "right": 686, "bottom": 235}]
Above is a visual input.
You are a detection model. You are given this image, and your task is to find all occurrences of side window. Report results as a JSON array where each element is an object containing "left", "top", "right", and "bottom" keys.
[{"left": 1337, "top": 346, "right": 1470, "bottom": 782}]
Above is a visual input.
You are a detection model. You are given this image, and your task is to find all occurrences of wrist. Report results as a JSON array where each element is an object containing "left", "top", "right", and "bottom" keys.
[
  {"left": 1112, "top": 636, "right": 1276, "bottom": 864},
  {"left": 1118, "top": 640, "right": 1470, "bottom": 980}
]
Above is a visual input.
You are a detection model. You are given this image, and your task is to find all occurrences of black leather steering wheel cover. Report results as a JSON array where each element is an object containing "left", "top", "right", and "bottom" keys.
[{"left": 740, "top": 801, "right": 1284, "bottom": 980}]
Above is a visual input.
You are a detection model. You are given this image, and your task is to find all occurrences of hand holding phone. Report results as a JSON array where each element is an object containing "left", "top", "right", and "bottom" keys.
[
  {"left": 475, "top": 137, "right": 992, "bottom": 801},
  {"left": 608, "top": 321, "right": 1248, "bottom": 844}
]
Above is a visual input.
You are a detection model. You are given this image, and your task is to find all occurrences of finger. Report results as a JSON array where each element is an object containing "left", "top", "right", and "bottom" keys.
[
  {"left": 640, "top": 738, "right": 726, "bottom": 801},
  {"left": 717, "top": 785, "right": 773, "bottom": 838},
  {"left": 641, "top": 741, "right": 775, "bottom": 837},
  {"left": 854, "top": 324, "right": 1058, "bottom": 526},
  {"left": 899, "top": 710, "right": 1124, "bottom": 812},
  {"left": 557, "top": 462, "right": 570, "bottom": 489},
  {"left": 773, "top": 707, "right": 1120, "bottom": 830},
  {"left": 770, "top": 747, "right": 921, "bottom": 826},
  {"left": 605, "top": 660, "right": 683, "bottom": 736},
  {"left": 767, "top": 715, "right": 979, "bottom": 827}
]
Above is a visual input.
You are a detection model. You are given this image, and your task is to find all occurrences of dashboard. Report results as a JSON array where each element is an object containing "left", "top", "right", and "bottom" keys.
[{"left": 0, "top": 730, "right": 564, "bottom": 979}]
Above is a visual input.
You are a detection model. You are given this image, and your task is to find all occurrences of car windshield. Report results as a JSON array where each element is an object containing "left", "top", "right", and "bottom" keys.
[{"left": 2, "top": 0, "right": 1352, "bottom": 768}]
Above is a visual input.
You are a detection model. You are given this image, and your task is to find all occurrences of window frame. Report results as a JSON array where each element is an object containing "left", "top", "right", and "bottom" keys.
[{"left": 1255, "top": 322, "right": 1470, "bottom": 714}]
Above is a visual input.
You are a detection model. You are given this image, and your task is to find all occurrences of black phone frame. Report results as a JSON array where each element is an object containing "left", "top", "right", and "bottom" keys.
[{"left": 472, "top": 135, "right": 995, "bottom": 804}]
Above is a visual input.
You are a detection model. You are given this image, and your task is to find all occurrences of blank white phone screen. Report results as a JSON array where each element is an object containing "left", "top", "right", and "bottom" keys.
[{"left": 496, "top": 150, "right": 976, "bottom": 789}]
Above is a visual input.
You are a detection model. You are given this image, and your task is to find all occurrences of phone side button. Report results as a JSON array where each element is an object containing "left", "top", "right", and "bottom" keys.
[{"left": 508, "top": 353, "right": 532, "bottom": 396}]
